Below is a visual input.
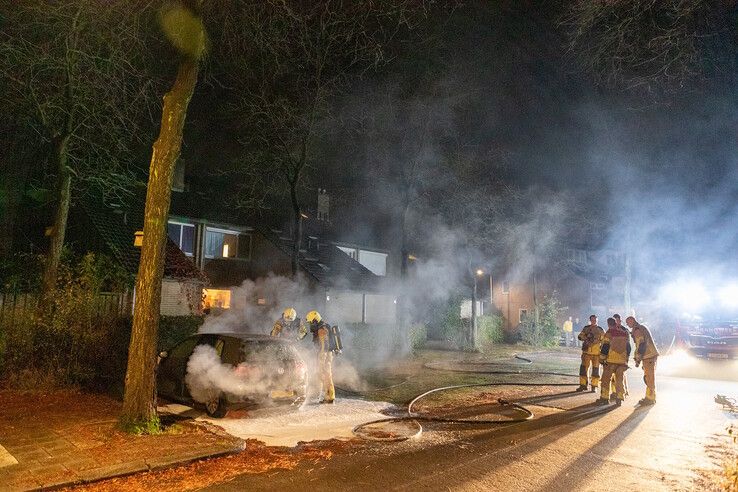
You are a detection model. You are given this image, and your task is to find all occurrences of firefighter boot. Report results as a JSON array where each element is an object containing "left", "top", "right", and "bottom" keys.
[{"left": 576, "top": 385, "right": 588, "bottom": 392}]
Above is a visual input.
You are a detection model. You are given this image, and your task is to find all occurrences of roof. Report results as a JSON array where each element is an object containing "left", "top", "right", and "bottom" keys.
[
  {"left": 257, "top": 227, "right": 385, "bottom": 291},
  {"left": 81, "top": 196, "right": 203, "bottom": 281}
]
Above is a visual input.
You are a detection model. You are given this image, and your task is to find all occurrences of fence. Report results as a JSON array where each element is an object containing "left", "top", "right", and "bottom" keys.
[{"left": 0, "top": 291, "right": 131, "bottom": 328}]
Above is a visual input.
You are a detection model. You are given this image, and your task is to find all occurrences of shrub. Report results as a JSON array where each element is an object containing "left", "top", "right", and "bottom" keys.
[
  {"left": 0, "top": 251, "right": 204, "bottom": 392},
  {"left": 408, "top": 323, "right": 427, "bottom": 353},
  {"left": 477, "top": 315, "right": 504, "bottom": 345},
  {"left": 518, "top": 294, "right": 563, "bottom": 347},
  {"left": 159, "top": 315, "right": 204, "bottom": 351}
]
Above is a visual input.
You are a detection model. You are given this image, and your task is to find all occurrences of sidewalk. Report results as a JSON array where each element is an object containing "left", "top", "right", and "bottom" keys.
[{"left": 0, "top": 390, "right": 244, "bottom": 491}]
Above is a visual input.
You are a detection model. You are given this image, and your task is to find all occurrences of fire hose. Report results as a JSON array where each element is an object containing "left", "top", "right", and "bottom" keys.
[{"left": 348, "top": 354, "right": 583, "bottom": 442}]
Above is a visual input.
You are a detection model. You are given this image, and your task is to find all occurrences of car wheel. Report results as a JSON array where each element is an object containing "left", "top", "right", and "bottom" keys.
[{"left": 205, "top": 396, "right": 227, "bottom": 418}]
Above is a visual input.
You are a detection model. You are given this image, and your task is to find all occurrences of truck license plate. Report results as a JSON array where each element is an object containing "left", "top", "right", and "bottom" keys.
[{"left": 707, "top": 353, "right": 729, "bottom": 359}]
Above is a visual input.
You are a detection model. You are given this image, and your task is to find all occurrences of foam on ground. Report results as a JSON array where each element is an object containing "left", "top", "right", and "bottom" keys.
[{"left": 196, "top": 399, "right": 394, "bottom": 447}]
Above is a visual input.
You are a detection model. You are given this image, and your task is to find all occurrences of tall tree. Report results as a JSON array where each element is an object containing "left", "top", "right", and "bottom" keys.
[
  {"left": 0, "top": 1, "right": 154, "bottom": 299},
  {"left": 563, "top": 0, "right": 738, "bottom": 100},
  {"left": 121, "top": 2, "right": 207, "bottom": 431},
  {"left": 216, "top": 0, "right": 428, "bottom": 276}
]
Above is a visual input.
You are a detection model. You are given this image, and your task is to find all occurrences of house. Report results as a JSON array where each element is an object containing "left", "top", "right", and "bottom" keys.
[
  {"left": 489, "top": 245, "right": 628, "bottom": 337},
  {"left": 166, "top": 187, "right": 397, "bottom": 325},
  {"left": 69, "top": 195, "right": 205, "bottom": 316}
]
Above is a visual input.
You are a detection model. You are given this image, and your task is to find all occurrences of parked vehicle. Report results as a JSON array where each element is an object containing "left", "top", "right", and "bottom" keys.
[
  {"left": 157, "top": 332, "right": 307, "bottom": 417},
  {"left": 679, "top": 319, "right": 738, "bottom": 360}
]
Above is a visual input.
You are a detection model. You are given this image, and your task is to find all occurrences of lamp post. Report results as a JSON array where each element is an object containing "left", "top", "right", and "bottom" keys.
[{"left": 471, "top": 268, "right": 484, "bottom": 348}]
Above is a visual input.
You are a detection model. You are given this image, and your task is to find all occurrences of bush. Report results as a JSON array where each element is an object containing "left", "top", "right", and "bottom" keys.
[
  {"left": 408, "top": 323, "right": 427, "bottom": 353},
  {"left": 159, "top": 315, "right": 204, "bottom": 351},
  {"left": 0, "top": 252, "right": 204, "bottom": 392},
  {"left": 477, "top": 315, "right": 504, "bottom": 345},
  {"left": 341, "top": 322, "right": 404, "bottom": 367},
  {"left": 518, "top": 294, "right": 563, "bottom": 347}
]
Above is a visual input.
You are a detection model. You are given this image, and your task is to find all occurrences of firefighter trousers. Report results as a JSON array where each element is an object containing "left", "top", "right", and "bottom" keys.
[
  {"left": 642, "top": 357, "right": 657, "bottom": 401},
  {"left": 318, "top": 352, "right": 335, "bottom": 401},
  {"left": 579, "top": 353, "right": 600, "bottom": 388},
  {"left": 600, "top": 363, "right": 627, "bottom": 401}
]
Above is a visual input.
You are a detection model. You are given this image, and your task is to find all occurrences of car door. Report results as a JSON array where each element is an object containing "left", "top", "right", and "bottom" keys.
[
  {"left": 181, "top": 334, "right": 224, "bottom": 400},
  {"left": 157, "top": 335, "right": 200, "bottom": 401}
]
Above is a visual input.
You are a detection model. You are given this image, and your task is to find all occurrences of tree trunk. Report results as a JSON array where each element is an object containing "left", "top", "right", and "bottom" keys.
[
  {"left": 290, "top": 181, "right": 301, "bottom": 277},
  {"left": 121, "top": 59, "right": 199, "bottom": 429},
  {"left": 39, "top": 136, "right": 72, "bottom": 301}
]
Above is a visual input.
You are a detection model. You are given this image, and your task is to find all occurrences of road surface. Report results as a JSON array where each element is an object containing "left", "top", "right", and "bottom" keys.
[{"left": 203, "top": 372, "right": 738, "bottom": 491}]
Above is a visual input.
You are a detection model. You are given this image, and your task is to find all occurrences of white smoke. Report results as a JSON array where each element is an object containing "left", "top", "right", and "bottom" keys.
[{"left": 185, "top": 344, "right": 296, "bottom": 404}]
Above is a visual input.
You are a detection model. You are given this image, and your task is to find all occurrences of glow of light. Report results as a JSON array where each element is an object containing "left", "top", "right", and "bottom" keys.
[
  {"left": 718, "top": 283, "right": 738, "bottom": 308},
  {"left": 476, "top": 269, "right": 484, "bottom": 276},
  {"left": 222, "top": 244, "right": 229, "bottom": 257},
  {"left": 662, "top": 280, "right": 709, "bottom": 311},
  {"left": 326, "top": 295, "right": 330, "bottom": 302}
]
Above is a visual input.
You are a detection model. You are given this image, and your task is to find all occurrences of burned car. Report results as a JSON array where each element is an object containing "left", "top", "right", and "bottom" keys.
[{"left": 157, "top": 332, "right": 307, "bottom": 417}]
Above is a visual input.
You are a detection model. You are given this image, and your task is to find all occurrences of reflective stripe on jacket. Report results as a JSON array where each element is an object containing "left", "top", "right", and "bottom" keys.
[
  {"left": 600, "top": 327, "right": 631, "bottom": 365},
  {"left": 631, "top": 323, "right": 659, "bottom": 361},
  {"left": 578, "top": 324, "right": 604, "bottom": 355}
]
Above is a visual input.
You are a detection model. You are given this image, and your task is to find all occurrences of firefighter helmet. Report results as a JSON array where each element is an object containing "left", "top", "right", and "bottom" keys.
[
  {"left": 306, "top": 310, "right": 322, "bottom": 323},
  {"left": 283, "top": 307, "right": 297, "bottom": 321}
]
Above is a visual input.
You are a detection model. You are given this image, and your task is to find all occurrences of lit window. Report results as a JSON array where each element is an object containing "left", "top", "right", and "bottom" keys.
[
  {"left": 167, "top": 222, "right": 195, "bottom": 256},
  {"left": 204, "top": 228, "right": 250, "bottom": 259},
  {"left": 203, "top": 289, "right": 231, "bottom": 309}
]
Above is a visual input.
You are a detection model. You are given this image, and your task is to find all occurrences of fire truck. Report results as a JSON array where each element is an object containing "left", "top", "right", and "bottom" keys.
[{"left": 677, "top": 318, "right": 738, "bottom": 360}]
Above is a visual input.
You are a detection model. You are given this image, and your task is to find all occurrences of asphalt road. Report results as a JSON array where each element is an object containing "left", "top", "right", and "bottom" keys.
[{"left": 203, "top": 370, "right": 738, "bottom": 492}]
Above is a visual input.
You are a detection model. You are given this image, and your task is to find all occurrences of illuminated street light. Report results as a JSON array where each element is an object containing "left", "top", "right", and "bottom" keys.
[{"left": 476, "top": 269, "right": 484, "bottom": 276}]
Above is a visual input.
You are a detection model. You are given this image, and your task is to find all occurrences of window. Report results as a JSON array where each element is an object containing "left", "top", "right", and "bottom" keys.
[
  {"left": 591, "top": 282, "right": 606, "bottom": 291},
  {"left": 357, "top": 250, "right": 387, "bottom": 276},
  {"left": 338, "top": 246, "right": 359, "bottom": 260},
  {"left": 203, "top": 289, "right": 231, "bottom": 309},
  {"left": 519, "top": 309, "right": 529, "bottom": 323},
  {"left": 204, "top": 228, "right": 250, "bottom": 259},
  {"left": 502, "top": 280, "right": 510, "bottom": 294},
  {"left": 167, "top": 221, "right": 195, "bottom": 256}
]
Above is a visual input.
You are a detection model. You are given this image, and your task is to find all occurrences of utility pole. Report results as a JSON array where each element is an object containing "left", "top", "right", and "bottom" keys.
[{"left": 624, "top": 230, "right": 632, "bottom": 316}]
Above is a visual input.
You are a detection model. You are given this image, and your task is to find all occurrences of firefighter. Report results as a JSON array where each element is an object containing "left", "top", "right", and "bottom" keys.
[
  {"left": 271, "top": 307, "right": 308, "bottom": 340},
  {"left": 626, "top": 315, "right": 659, "bottom": 405},
  {"left": 576, "top": 314, "right": 604, "bottom": 392},
  {"left": 610, "top": 313, "right": 630, "bottom": 399},
  {"left": 306, "top": 310, "right": 335, "bottom": 404},
  {"left": 597, "top": 317, "right": 631, "bottom": 406}
]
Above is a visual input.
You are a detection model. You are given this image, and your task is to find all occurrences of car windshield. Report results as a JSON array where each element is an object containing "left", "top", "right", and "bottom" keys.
[{"left": 240, "top": 341, "right": 296, "bottom": 365}]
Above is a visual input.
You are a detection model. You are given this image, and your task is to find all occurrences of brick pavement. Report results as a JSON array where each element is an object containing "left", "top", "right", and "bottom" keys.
[{"left": 0, "top": 391, "right": 243, "bottom": 491}]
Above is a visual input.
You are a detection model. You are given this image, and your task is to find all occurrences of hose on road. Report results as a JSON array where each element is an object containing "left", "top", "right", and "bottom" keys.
[{"left": 349, "top": 354, "right": 582, "bottom": 442}]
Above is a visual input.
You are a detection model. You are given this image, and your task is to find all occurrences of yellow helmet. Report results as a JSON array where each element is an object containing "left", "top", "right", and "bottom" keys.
[
  {"left": 283, "top": 307, "right": 297, "bottom": 321},
  {"left": 306, "top": 310, "right": 322, "bottom": 323}
]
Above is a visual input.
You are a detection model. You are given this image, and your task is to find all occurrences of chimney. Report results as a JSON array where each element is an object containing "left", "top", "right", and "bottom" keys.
[{"left": 317, "top": 189, "right": 330, "bottom": 222}]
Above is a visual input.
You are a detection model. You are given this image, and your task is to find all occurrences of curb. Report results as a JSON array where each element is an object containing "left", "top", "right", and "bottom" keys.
[{"left": 36, "top": 440, "right": 246, "bottom": 491}]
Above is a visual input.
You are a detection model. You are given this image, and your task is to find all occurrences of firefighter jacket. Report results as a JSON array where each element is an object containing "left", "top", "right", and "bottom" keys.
[
  {"left": 631, "top": 322, "right": 659, "bottom": 362},
  {"left": 314, "top": 321, "right": 332, "bottom": 354},
  {"left": 578, "top": 324, "right": 605, "bottom": 355},
  {"left": 600, "top": 326, "right": 631, "bottom": 366},
  {"left": 271, "top": 318, "right": 307, "bottom": 339}
]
